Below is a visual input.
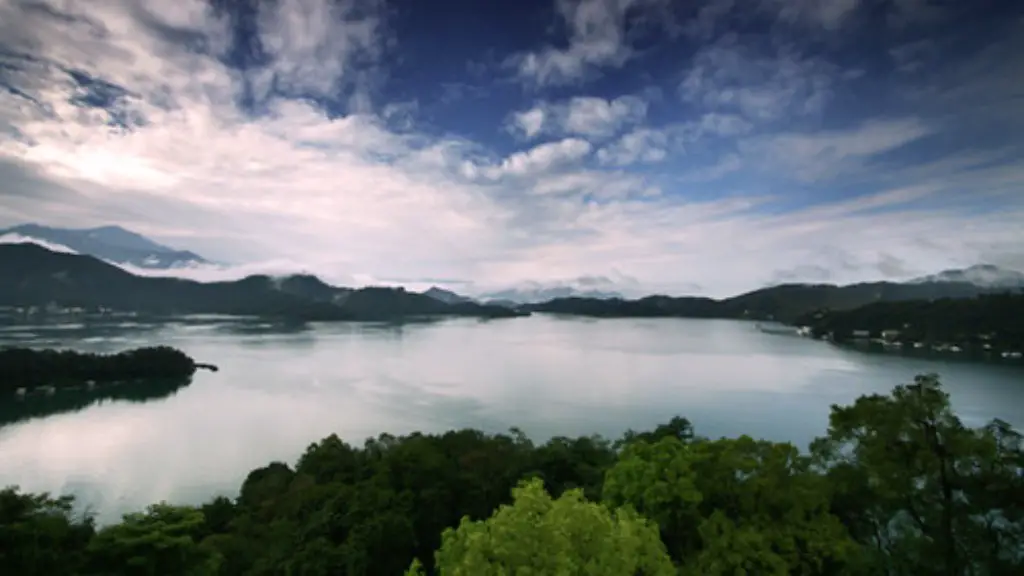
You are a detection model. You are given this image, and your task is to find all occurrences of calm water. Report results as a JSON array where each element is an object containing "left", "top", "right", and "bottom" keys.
[{"left": 1, "top": 315, "right": 1022, "bottom": 522}]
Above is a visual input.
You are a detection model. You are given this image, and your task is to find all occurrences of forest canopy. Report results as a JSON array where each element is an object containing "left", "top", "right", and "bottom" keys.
[{"left": 1, "top": 373, "right": 1021, "bottom": 575}]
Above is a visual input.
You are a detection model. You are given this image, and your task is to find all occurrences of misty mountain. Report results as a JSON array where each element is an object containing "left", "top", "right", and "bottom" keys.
[
  {"left": 481, "top": 284, "right": 623, "bottom": 304},
  {"left": 0, "top": 224, "right": 208, "bottom": 269},
  {"left": 422, "top": 287, "right": 474, "bottom": 305},
  {"left": 529, "top": 279, "right": 1016, "bottom": 323},
  {"left": 909, "top": 264, "right": 1024, "bottom": 289},
  {"left": 0, "top": 244, "right": 523, "bottom": 321}
]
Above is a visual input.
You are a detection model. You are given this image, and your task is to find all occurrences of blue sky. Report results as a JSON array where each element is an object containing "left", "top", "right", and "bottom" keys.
[{"left": 0, "top": 0, "right": 1022, "bottom": 297}]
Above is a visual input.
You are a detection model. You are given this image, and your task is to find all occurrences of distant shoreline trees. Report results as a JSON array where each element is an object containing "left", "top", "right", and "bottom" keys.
[{"left": 0, "top": 346, "right": 198, "bottom": 393}]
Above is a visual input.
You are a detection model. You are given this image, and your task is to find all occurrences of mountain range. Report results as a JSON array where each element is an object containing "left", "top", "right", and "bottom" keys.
[
  {"left": 910, "top": 264, "right": 1024, "bottom": 289},
  {"left": 479, "top": 283, "right": 623, "bottom": 304},
  {"left": 2, "top": 225, "right": 1022, "bottom": 324},
  {"left": 0, "top": 224, "right": 208, "bottom": 270},
  {"left": 0, "top": 243, "right": 521, "bottom": 322}
]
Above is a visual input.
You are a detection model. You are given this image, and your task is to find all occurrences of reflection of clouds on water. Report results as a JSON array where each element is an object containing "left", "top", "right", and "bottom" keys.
[{"left": 0, "top": 316, "right": 1021, "bottom": 524}]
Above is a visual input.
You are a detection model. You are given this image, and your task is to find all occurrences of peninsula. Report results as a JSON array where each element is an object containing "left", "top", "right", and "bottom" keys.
[{"left": 0, "top": 346, "right": 211, "bottom": 394}]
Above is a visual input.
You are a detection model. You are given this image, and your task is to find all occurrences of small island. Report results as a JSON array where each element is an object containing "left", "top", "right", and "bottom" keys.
[{"left": 0, "top": 346, "right": 214, "bottom": 395}]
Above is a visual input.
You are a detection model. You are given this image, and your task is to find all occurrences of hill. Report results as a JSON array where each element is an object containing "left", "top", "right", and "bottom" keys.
[
  {"left": 481, "top": 283, "right": 622, "bottom": 304},
  {"left": 0, "top": 224, "right": 208, "bottom": 269},
  {"left": 909, "top": 263, "right": 1024, "bottom": 289},
  {"left": 0, "top": 244, "right": 524, "bottom": 321},
  {"left": 794, "top": 292, "right": 1024, "bottom": 352},
  {"left": 423, "top": 286, "right": 474, "bottom": 304},
  {"left": 527, "top": 279, "right": 1006, "bottom": 323}
]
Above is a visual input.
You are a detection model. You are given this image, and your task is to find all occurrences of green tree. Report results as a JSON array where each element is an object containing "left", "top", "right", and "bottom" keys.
[
  {"left": 604, "top": 435, "right": 857, "bottom": 573},
  {"left": 811, "top": 373, "right": 1024, "bottom": 576},
  {"left": 85, "top": 503, "right": 220, "bottom": 575},
  {"left": 408, "top": 477, "right": 674, "bottom": 576},
  {"left": 0, "top": 487, "right": 94, "bottom": 575}
]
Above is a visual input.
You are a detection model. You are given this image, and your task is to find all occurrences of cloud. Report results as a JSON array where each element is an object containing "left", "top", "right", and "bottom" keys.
[
  {"left": 680, "top": 36, "right": 837, "bottom": 124},
  {"left": 762, "top": 0, "right": 862, "bottom": 31},
  {"left": 740, "top": 118, "right": 934, "bottom": 182},
  {"left": 509, "top": 107, "right": 547, "bottom": 139},
  {"left": 596, "top": 128, "right": 667, "bottom": 166},
  {"left": 0, "top": 233, "right": 78, "bottom": 254},
  {"left": 507, "top": 0, "right": 670, "bottom": 86},
  {"left": 509, "top": 95, "right": 647, "bottom": 140},
  {"left": 0, "top": 0, "right": 1022, "bottom": 301},
  {"left": 466, "top": 138, "right": 593, "bottom": 181},
  {"left": 252, "top": 0, "right": 385, "bottom": 104}
]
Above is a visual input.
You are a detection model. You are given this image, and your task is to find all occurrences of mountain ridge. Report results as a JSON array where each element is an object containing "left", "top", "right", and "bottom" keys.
[
  {"left": 0, "top": 224, "right": 209, "bottom": 270},
  {"left": 909, "top": 263, "right": 1024, "bottom": 288},
  {"left": 0, "top": 244, "right": 523, "bottom": 322}
]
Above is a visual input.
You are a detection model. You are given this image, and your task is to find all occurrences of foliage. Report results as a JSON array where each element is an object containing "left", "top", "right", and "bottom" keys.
[
  {"left": 1, "top": 373, "right": 1021, "bottom": 575},
  {"left": 798, "top": 292, "right": 1024, "bottom": 350},
  {"left": 811, "top": 373, "right": 1024, "bottom": 575},
  {"left": 407, "top": 478, "right": 675, "bottom": 575},
  {"left": 0, "top": 346, "right": 196, "bottom": 392},
  {"left": 0, "top": 488, "right": 95, "bottom": 575},
  {"left": 604, "top": 435, "right": 857, "bottom": 574},
  {"left": 85, "top": 504, "right": 221, "bottom": 575}
]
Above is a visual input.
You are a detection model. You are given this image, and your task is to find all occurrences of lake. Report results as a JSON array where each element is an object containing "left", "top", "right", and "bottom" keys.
[{"left": 1, "top": 315, "right": 1022, "bottom": 522}]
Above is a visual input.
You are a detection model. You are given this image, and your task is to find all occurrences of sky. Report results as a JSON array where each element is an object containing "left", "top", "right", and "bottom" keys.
[{"left": 0, "top": 0, "right": 1022, "bottom": 298}]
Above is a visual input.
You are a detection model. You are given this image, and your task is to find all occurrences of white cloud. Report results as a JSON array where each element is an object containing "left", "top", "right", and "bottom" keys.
[
  {"left": 0, "top": 233, "right": 79, "bottom": 254},
  {"left": 597, "top": 128, "right": 667, "bottom": 166},
  {"left": 508, "top": 0, "right": 669, "bottom": 86},
  {"left": 680, "top": 37, "right": 836, "bottom": 123},
  {"left": 564, "top": 96, "right": 647, "bottom": 137},
  {"left": 510, "top": 107, "right": 547, "bottom": 139},
  {"left": 741, "top": 118, "right": 934, "bottom": 182},
  {"left": 474, "top": 138, "right": 593, "bottom": 180},
  {"left": 254, "top": 0, "right": 384, "bottom": 102},
  {"left": 0, "top": 0, "right": 1022, "bottom": 301},
  {"left": 509, "top": 95, "right": 647, "bottom": 140}
]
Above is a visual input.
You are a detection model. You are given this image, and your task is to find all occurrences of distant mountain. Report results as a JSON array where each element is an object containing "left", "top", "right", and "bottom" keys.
[
  {"left": 481, "top": 284, "right": 623, "bottom": 304},
  {"left": 422, "top": 287, "right": 474, "bottom": 305},
  {"left": 909, "top": 264, "right": 1024, "bottom": 289},
  {"left": 0, "top": 244, "right": 524, "bottom": 321},
  {"left": 795, "top": 292, "right": 1024, "bottom": 351},
  {"left": 0, "top": 224, "right": 208, "bottom": 269},
  {"left": 527, "top": 279, "right": 1016, "bottom": 324}
]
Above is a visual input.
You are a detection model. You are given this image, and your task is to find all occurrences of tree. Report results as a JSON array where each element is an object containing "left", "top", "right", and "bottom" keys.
[
  {"left": 811, "top": 373, "right": 1024, "bottom": 576},
  {"left": 0, "top": 487, "right": 94, "bottom": 575},
  {"left": 604, "top": 435, "right": 857, "bottom": 573},
  {"left": 407, "top": 478, "right": 674, "bottom": 575},
  {"left": 85, "top": 503, "right": 221, "bottom": 575}
]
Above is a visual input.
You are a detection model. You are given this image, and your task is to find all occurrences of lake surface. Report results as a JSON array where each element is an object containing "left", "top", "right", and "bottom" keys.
[{"left": 1, "top": 315, "right": 1022, "bottom": 522}]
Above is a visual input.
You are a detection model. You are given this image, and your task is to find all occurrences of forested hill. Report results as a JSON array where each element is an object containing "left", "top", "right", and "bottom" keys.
[
  {"left": 0, "top": 243, "right": 522, "bottom": 321},
  {"left": 796, "top": 291, "right": 1024, "bottom": 350},
  {"left": 2, "top": 374, "right": 1021, "bottom": 574},
  {"left": 528, "top": 279, "right": 1002, "bottom": 323}
]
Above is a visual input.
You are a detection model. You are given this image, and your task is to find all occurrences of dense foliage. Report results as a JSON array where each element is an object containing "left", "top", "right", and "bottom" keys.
[
  {"left": 0, "top": 346, "right": 195, "bottom": 392},
  {"left": 798, "top": 292, "right": 1024, "bottom": 350},
  {"left": 2, "top": 374, "right": 1021, "bottom": 575}
]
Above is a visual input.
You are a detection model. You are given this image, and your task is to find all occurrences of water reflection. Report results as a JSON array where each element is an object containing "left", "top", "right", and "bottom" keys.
[
  {"left": 0, "top": 378, "right": 193, "bottom": 429},
  {"left": 0, "top": 315, "right": 1021, "bottom": 523}
]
